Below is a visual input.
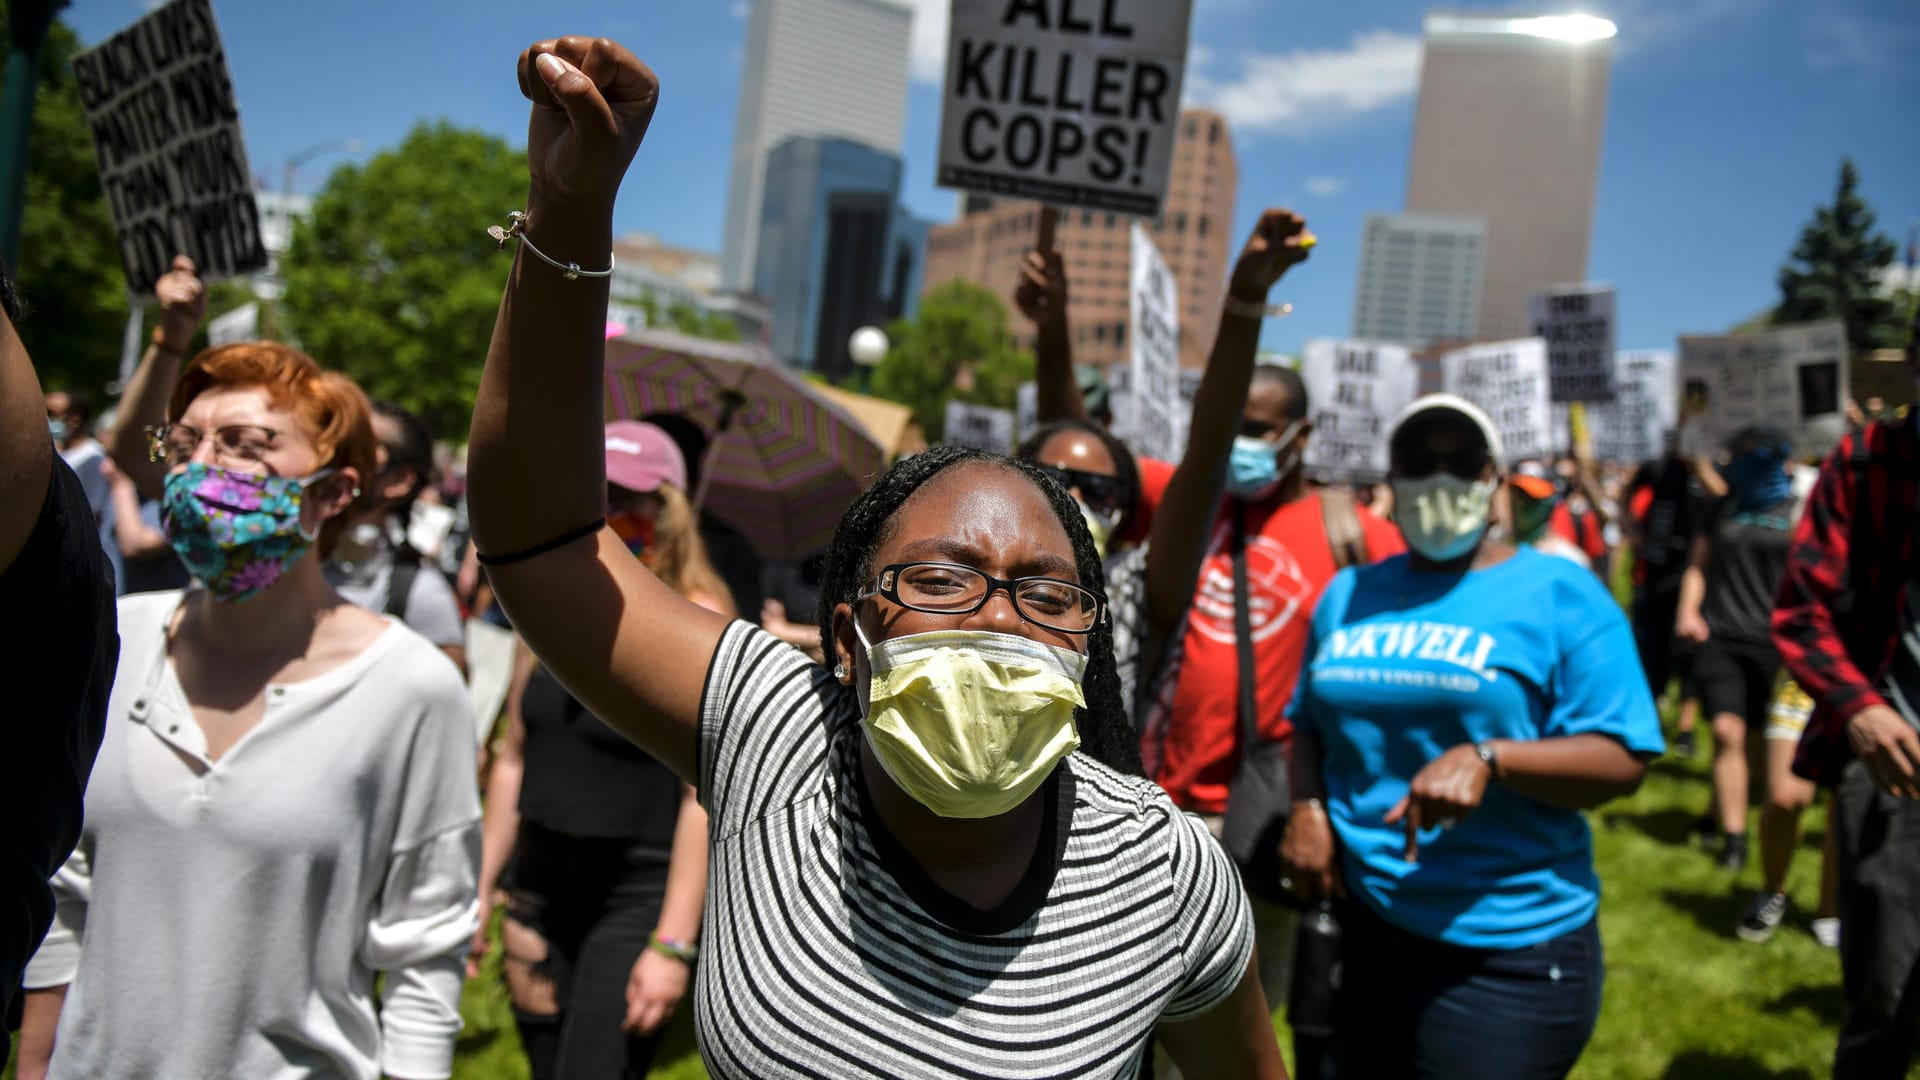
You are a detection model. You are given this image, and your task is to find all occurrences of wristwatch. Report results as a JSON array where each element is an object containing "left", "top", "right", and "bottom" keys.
[{"left": 1474, "top": 741, "right": 1499, "bottom": 777}]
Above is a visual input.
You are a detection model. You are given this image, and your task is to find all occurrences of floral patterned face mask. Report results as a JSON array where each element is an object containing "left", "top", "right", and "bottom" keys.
[{"left": 163, "top": 463, "right": 340, "bottom": 603}]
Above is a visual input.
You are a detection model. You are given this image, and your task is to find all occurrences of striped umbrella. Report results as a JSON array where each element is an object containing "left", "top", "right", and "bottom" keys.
[{"left": 605, "top": 328, "right": 886, "bottom": 561}]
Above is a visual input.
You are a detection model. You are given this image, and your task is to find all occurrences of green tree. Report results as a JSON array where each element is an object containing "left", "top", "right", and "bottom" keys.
[
  {"left": 870, "top": 280, "right": 1032, "bottom": 441},
  {"left": 1771, "top": 158, "right": 1901, "bottom": 354},
  {"left": 282, "top": 122, "right": 523, "bottom": 438},
  {"left": 4, "top": 3, "right": 129, "bottom": 398}
]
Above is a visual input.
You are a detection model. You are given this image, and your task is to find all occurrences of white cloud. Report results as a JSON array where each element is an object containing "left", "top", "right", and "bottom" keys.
[
  {"left": 1197, "top": 31, "right": 1421, "bottom": 137},
  {"left": 1304, "top": 175, "right": 1348, "bottom": 197},
  {"left": 1803, "top": 11, "right": 1920, "bottom": 75},
  {"left": 902, "top": 0, "right": 950, "bottom": 83},
  {"left": 731, "top": 1, "right": 749, "bottom": 19}
]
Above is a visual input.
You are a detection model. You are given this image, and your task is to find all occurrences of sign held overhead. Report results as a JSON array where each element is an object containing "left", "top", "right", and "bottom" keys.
[
  {"left": 74, "top": 0, "right": 266, "bottom": 299},
  {"left": 937, "top": 0, "right": 1195, "bottom": 217},
  {"left": 1528, "top": 283, "right": 1616, "bottom": 403},
  {"left": 1300, "top": 340, "right": 1419, "bottom": 483}
]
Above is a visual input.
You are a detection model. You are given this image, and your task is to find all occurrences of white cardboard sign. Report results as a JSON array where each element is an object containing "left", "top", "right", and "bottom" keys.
[
  {"left": 943, "top": 400, "right": 1018, "bottom": 452},
  {"left": 1300, "top": 340, "right": 1418, "bottom": 482},
  {"left": 1441, "top": 338, "right": 1554, "bottom": 464},
  {"left": 1677, "top": 320, "right": 1848, "bottom": 459},
  {"left": 1128, "top": 223, "right": 1183, "bottom": 462}
]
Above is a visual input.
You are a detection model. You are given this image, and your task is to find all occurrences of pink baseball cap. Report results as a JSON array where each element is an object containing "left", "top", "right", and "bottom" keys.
[{"left": 604, "top": 420, "right": 687, "bottom": 494}]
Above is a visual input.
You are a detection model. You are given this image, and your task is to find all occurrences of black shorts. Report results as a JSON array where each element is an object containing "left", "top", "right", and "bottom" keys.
[{"left": 1695, "top": 639, "right": 1781, "bottom": 729}]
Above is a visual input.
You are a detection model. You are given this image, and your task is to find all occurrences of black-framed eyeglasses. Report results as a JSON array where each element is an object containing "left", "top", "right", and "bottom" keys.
[
  {"left": 1032, "top": 463, "right": 1125, "bottom": 513},
  {"left": 857, "top": 561, "right": 1106, "bottom": 634},
  {"left": 147, "top": 423, "right": 280, "bottom": 472}
]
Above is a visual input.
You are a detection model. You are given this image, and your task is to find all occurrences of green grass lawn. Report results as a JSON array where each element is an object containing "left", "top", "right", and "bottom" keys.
[{"left": 2, "top": 726, "right": 1856, "bottom": 1080}]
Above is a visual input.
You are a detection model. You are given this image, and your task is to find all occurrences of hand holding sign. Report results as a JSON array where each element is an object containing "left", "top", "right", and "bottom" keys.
[
  {"left": 1227, "top": 209, "right": 1312, "bottom": 304},
  {"left": 1014, "top": 207, "right": 1069, "bottom": 328},
  {"left": 154, "top": 255, "right": 206, "bottom": 353},
  {"left": 517, "top": 37, "right": 659, "bottom": 216}
]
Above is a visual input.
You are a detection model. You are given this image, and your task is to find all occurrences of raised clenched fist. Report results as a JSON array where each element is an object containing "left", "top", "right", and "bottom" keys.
[{"left": 517, "top": 37, "right": 660, "bottom": 214}]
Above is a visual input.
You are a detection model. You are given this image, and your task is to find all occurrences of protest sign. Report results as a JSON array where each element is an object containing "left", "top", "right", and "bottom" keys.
[
  {"left": 1300, "top": 340, "right": 1418, "bottom": 483},
  {"left": 943, "top": 400, "right": 1017, "bottom": 452},
  {"left": 1016, "top": 381, "right": 1040, "bottom": 441},
  {"left": 1128, "top": 223, "right": 1182, "bottom": 462},
  {"left": 937, "top": 0, "right": 1194, "bottom": 216},
  {"left": 1677, "top": 320, "right": 1848, "bottom": 458},
  {"left": 1528, "top": 284, "right": 1616, "bottom": 403},
  {"left": 1441, "top": 338, "right": 1554, "bottom": 463},
  {"left": 74, "top": 0, "right": 266, "bottom": 300},
  {"left": 1586, "top": 350, "right": 1677, "bottom": 464}
]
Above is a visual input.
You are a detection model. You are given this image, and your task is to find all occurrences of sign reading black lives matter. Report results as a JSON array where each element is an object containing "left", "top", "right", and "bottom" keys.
[
  {"left": 938, "top": 0, "right": 1194, "bottom": 216},
  {"left": 74, "top": 0, "right": 265, "bottom": 299},
  {"left": 1528, "top": 283, "right": 1616, "bottom": 403},
  {"left": 1300, "top": 339, "right": 1417, "bottom": 483},
  {"left": 1442, "top": 338, "right": 1554, "bottom": 464}
]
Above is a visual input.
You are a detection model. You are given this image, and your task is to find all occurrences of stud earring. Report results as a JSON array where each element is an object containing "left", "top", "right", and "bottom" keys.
[{"left": 833, "top": 662, "right": 848, "bottom": 680}]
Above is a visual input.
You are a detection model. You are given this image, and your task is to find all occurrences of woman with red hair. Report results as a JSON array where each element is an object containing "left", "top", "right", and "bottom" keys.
[{"left": 17, "top": 293, "right": 482, "bottom": 1080}]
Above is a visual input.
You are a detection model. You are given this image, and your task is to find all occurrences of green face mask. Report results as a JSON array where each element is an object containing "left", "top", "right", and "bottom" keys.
[{"left": 857, "top": 624, "right": 1086, "bottom": 819}]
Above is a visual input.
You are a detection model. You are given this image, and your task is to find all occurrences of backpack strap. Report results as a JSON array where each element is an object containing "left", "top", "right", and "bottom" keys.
[
  {"left": 386, "top": 556, "right": 421, "bottom": 620},
  {"left": 1318, "top": 487, "right": 1369, "bottom": 571},
  {"left": 1231, "top": 501, "right": 1259, "bottom": 756}
]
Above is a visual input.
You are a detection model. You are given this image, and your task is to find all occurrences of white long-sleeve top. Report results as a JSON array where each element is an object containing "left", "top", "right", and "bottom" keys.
[{"left": 25, "top": 590, "right": 482, "bottom": 1080}]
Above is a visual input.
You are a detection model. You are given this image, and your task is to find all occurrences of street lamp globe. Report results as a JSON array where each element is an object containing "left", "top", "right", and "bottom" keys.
[{"left": 849, "top": 326, "right": 889, "bottom": 367}]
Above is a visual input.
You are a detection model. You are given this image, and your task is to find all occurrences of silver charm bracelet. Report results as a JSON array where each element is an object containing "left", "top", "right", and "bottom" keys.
[{"left": 488, "top": 211, "right": 615, "bottom": 280}]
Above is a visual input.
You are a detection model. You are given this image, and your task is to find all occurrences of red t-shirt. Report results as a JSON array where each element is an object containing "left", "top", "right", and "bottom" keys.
[
  {"left": 1143, "top": 490, "right": 1405, "bottom": 814},
  {"left": 1114, "top": 456, "right": 1175, "bottom": 549},
  {"left": 1549, "top": 503, "right": 1607, "bottom": 562}
]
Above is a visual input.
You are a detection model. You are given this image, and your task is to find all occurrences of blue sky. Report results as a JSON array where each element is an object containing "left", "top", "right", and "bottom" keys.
[{"left": 67, "top": 0, "right": 1919, "bottom": 357}]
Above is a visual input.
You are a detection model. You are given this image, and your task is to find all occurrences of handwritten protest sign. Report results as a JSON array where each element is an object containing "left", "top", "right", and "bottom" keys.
[
  {"left": 1128, "top": 224, "right": 1183, "bottom": 461},
  {"left": 1016, "top": 381, "right": 1040, "bottom": 441},
  {"left": 1677, "top": 320, "right": 1848, "bottom": 458},
  {"left": 1528, "top": 284, "right": 1616, "bottom": 403},
  {"left": 1301, "top": 340, "right": 1417, "bottom": 483},
  {"left": 943, "top": 400, "right": 1017, "bottom": 452},
  {"left": 1442, "top": 338, "right": 1553, "bottom": 463},
  {"left": 1586, "top": 350, "right": 1677, "bottom": 464},
  {"left": 74, "top": 0, "right": 265, "bottom": 299},
  {"left": 937, "top": 0, "right": 1193, "bottom": 216}
]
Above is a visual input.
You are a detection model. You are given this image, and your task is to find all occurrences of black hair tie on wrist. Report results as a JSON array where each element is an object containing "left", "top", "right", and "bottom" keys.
[{"left": 474, "top": 518, "right": 606, "bottom": 566}]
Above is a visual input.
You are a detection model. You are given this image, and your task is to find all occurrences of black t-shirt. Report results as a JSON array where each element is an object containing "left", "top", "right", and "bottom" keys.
[
  {"left": 3, "top": 457, "right": 116, "bottom": 1022},
  {"left": 700, "top": 518, "right": 762, "bottom": 623},
  {"left": 1635, "top": 458, "right": 1714, "bottom": 594},
  {"left": 1703, "top": 496, "right": 1797, "bottom": 646},
  {"left": 517, "top": 666, "right": 681, "bottom": 849}
]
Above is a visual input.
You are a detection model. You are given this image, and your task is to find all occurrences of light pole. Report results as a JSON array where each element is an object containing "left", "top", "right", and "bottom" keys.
[
  {"left": 281, "top": 138, "right": 364, "bottom": 204},
  {"left": 849, "top": 325, "right": 889, "bottom": 393},
  {"left": 257, "top": 139, "right": 361, "bottom": 303}
]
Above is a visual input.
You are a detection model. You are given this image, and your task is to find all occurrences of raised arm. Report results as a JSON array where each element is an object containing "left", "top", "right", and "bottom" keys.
[
  {"left": 1014, "top": 206, "right": 1086, "bottom": 423},
  {"left": 105, "top": 256, "right": 205, "bottom": 500},
  {"left": 465, "top": 37, "right": 722, "bottom": 782},
  {"left": 0, "top": 287, "right": 50, "bottom": 571},
  {"left": 1142, "top": 210, "right": 1310, "bottom": 658}
]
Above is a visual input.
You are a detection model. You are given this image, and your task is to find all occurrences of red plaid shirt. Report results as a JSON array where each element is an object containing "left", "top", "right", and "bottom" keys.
[{"left": 1774, "top": 415, "right": 1919, "bottom": 786}]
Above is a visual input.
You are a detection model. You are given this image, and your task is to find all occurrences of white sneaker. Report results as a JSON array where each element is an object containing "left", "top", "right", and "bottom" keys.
[{"left": 1811, "top": 917, "right": 1841, "bottom": 949}]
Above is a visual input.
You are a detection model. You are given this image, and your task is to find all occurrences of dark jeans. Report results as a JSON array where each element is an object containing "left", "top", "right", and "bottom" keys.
[
  {"left": 506, "top": 823, "right": 671, "bottom": 1080},
  {"left": 1834, "top": 759, "right": 1920, "bottom": 1078},
  {"left": 1331, "top": 901, "right": 1603, "bottom": 1080}
]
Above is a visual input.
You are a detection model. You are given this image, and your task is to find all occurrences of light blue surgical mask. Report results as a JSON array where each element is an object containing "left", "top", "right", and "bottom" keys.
[
  {"left": 1224, "top": 420, "right": 1304, "bottom": 502},
  {"left": 48, "top": 417, "right": 69, "bottom": 443}
]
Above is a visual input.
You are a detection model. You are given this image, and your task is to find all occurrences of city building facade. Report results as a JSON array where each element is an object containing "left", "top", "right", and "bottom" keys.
[
  {"left": 1349, "top": 212, "right": 1487, "bottom": 347},
  {"left": 1404, "top": 12, "right": 1612, "bottom": 341},
  {"left": 720, "top": 0, "right": 911, "bottom": 291},
  {"left": 920, "top": 108, "right": 1240, "bottom": 370}
]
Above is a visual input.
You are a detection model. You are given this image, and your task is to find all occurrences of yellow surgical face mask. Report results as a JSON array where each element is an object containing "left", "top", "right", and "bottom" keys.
[{"left": 857, "top": 623, "right": 1086, "bottom": 819}]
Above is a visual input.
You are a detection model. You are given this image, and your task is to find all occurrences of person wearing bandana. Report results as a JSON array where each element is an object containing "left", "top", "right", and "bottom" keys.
[{"left": 18, "top": 337, "right": 481, "bottom": 1080}]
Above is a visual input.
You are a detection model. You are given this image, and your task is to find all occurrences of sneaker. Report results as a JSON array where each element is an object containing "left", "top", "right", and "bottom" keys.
[
  {"left": 1694, "top": 814, "right": 1720, "bottom": 850},
  {"left": 1674, "top": 729, "right": 1697, "bottom": 758},
  {"left": 1717, "top": 833, "right": 1749, "bottom": 872},
  {"left": 1811, "top": 917, "right": 1841, "bottom": 949},
  {"left": 1736, "top": 892, "right": 1789, "bottom": 942}
]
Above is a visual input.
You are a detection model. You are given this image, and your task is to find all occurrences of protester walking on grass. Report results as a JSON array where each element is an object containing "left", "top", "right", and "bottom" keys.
[
  {"left": 1625, "top": 436, "right": 1725, "bottom": 758},
  {"left": 465, "top": 36, "right": 1288, "bottom": 1078},
  {"left": 1772, "top": 313, "right": 1920, "bottom": 1079},
  {"left": 1674, "top": 426, "right": 1801, "bottom": 874},
  {"left": 473, "top": 421, "right": 723, "bottom": 1080},
  {"left": 18, "top": 329, "right": 481, "bottom": 1080},
  {"left": 1734, "top": 675, "right": 1841, "bottom": 945},
  {"left": 1281, "top": 395, "right": 1662, "bottom": 1080}
]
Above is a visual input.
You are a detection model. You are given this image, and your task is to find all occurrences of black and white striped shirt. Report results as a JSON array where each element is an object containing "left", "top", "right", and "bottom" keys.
[{"left": 694, "top": 623, "right": 1253, "bottom": 1079}]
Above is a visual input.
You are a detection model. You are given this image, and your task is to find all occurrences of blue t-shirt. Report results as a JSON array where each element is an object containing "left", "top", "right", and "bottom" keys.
[{"left": 1289, "top": 547, "right": 1663, "bottom": 949}]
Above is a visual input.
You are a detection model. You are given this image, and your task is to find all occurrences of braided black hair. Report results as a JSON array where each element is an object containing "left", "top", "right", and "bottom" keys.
[
  {"left": 1015, "top": 418, "right": 1142, "bottom": 536},
  {"left": 814, "top": 443, "right": 1145, "bottom": 777}
]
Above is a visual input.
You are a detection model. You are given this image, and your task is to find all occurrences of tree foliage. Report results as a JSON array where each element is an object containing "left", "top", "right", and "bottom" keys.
[
  {"left": 5, "top": 3, "right": 130, "bottom": 397},
  {"left": 869, "top": 279, "right": 1032, "bottom": 441},
  {"left": 282, "top": 122, "right": 524, "bottom": 440},
  {"left": 1771, "top": 158, "right": 1901, "bottom": 354}
]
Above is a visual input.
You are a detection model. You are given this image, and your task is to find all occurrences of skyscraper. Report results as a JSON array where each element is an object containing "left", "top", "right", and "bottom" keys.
[
  {"left": 1402, "top": 12, "right": 1613, "bottom": 341},
  {"left": 1350, "top": 212, "right": 1486, "bottom": 347},
  {"left": 721, "top": 0, "right": 912, "bottom": 291},
  {"left": 920, "top": 108, "right": 1240, "bottom": 371}
]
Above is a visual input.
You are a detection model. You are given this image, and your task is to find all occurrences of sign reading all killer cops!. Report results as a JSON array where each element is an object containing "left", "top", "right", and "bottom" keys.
[
  {"left": 73, "top": 0, "right": 266, "bottom": 299},
  {"left": 938, "top": 0, "right": 1194, "bottom": 217},
  {"left": 1528, "top": 283, "right": 1616, "bottom": 403}
]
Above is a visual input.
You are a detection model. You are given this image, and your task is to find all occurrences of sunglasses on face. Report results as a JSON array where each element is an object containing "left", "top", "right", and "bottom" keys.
[
  {"left": 1394, "top": 446, "right": 1491, "bottom": 481},
  {"left": 1034, "top": 463, "right": 1125, "bottom": 512}
]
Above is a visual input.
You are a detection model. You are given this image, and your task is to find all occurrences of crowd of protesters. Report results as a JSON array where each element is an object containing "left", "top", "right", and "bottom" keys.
[{"left": 5, "top": 31, "right": 1919, "bottom": 1080}]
